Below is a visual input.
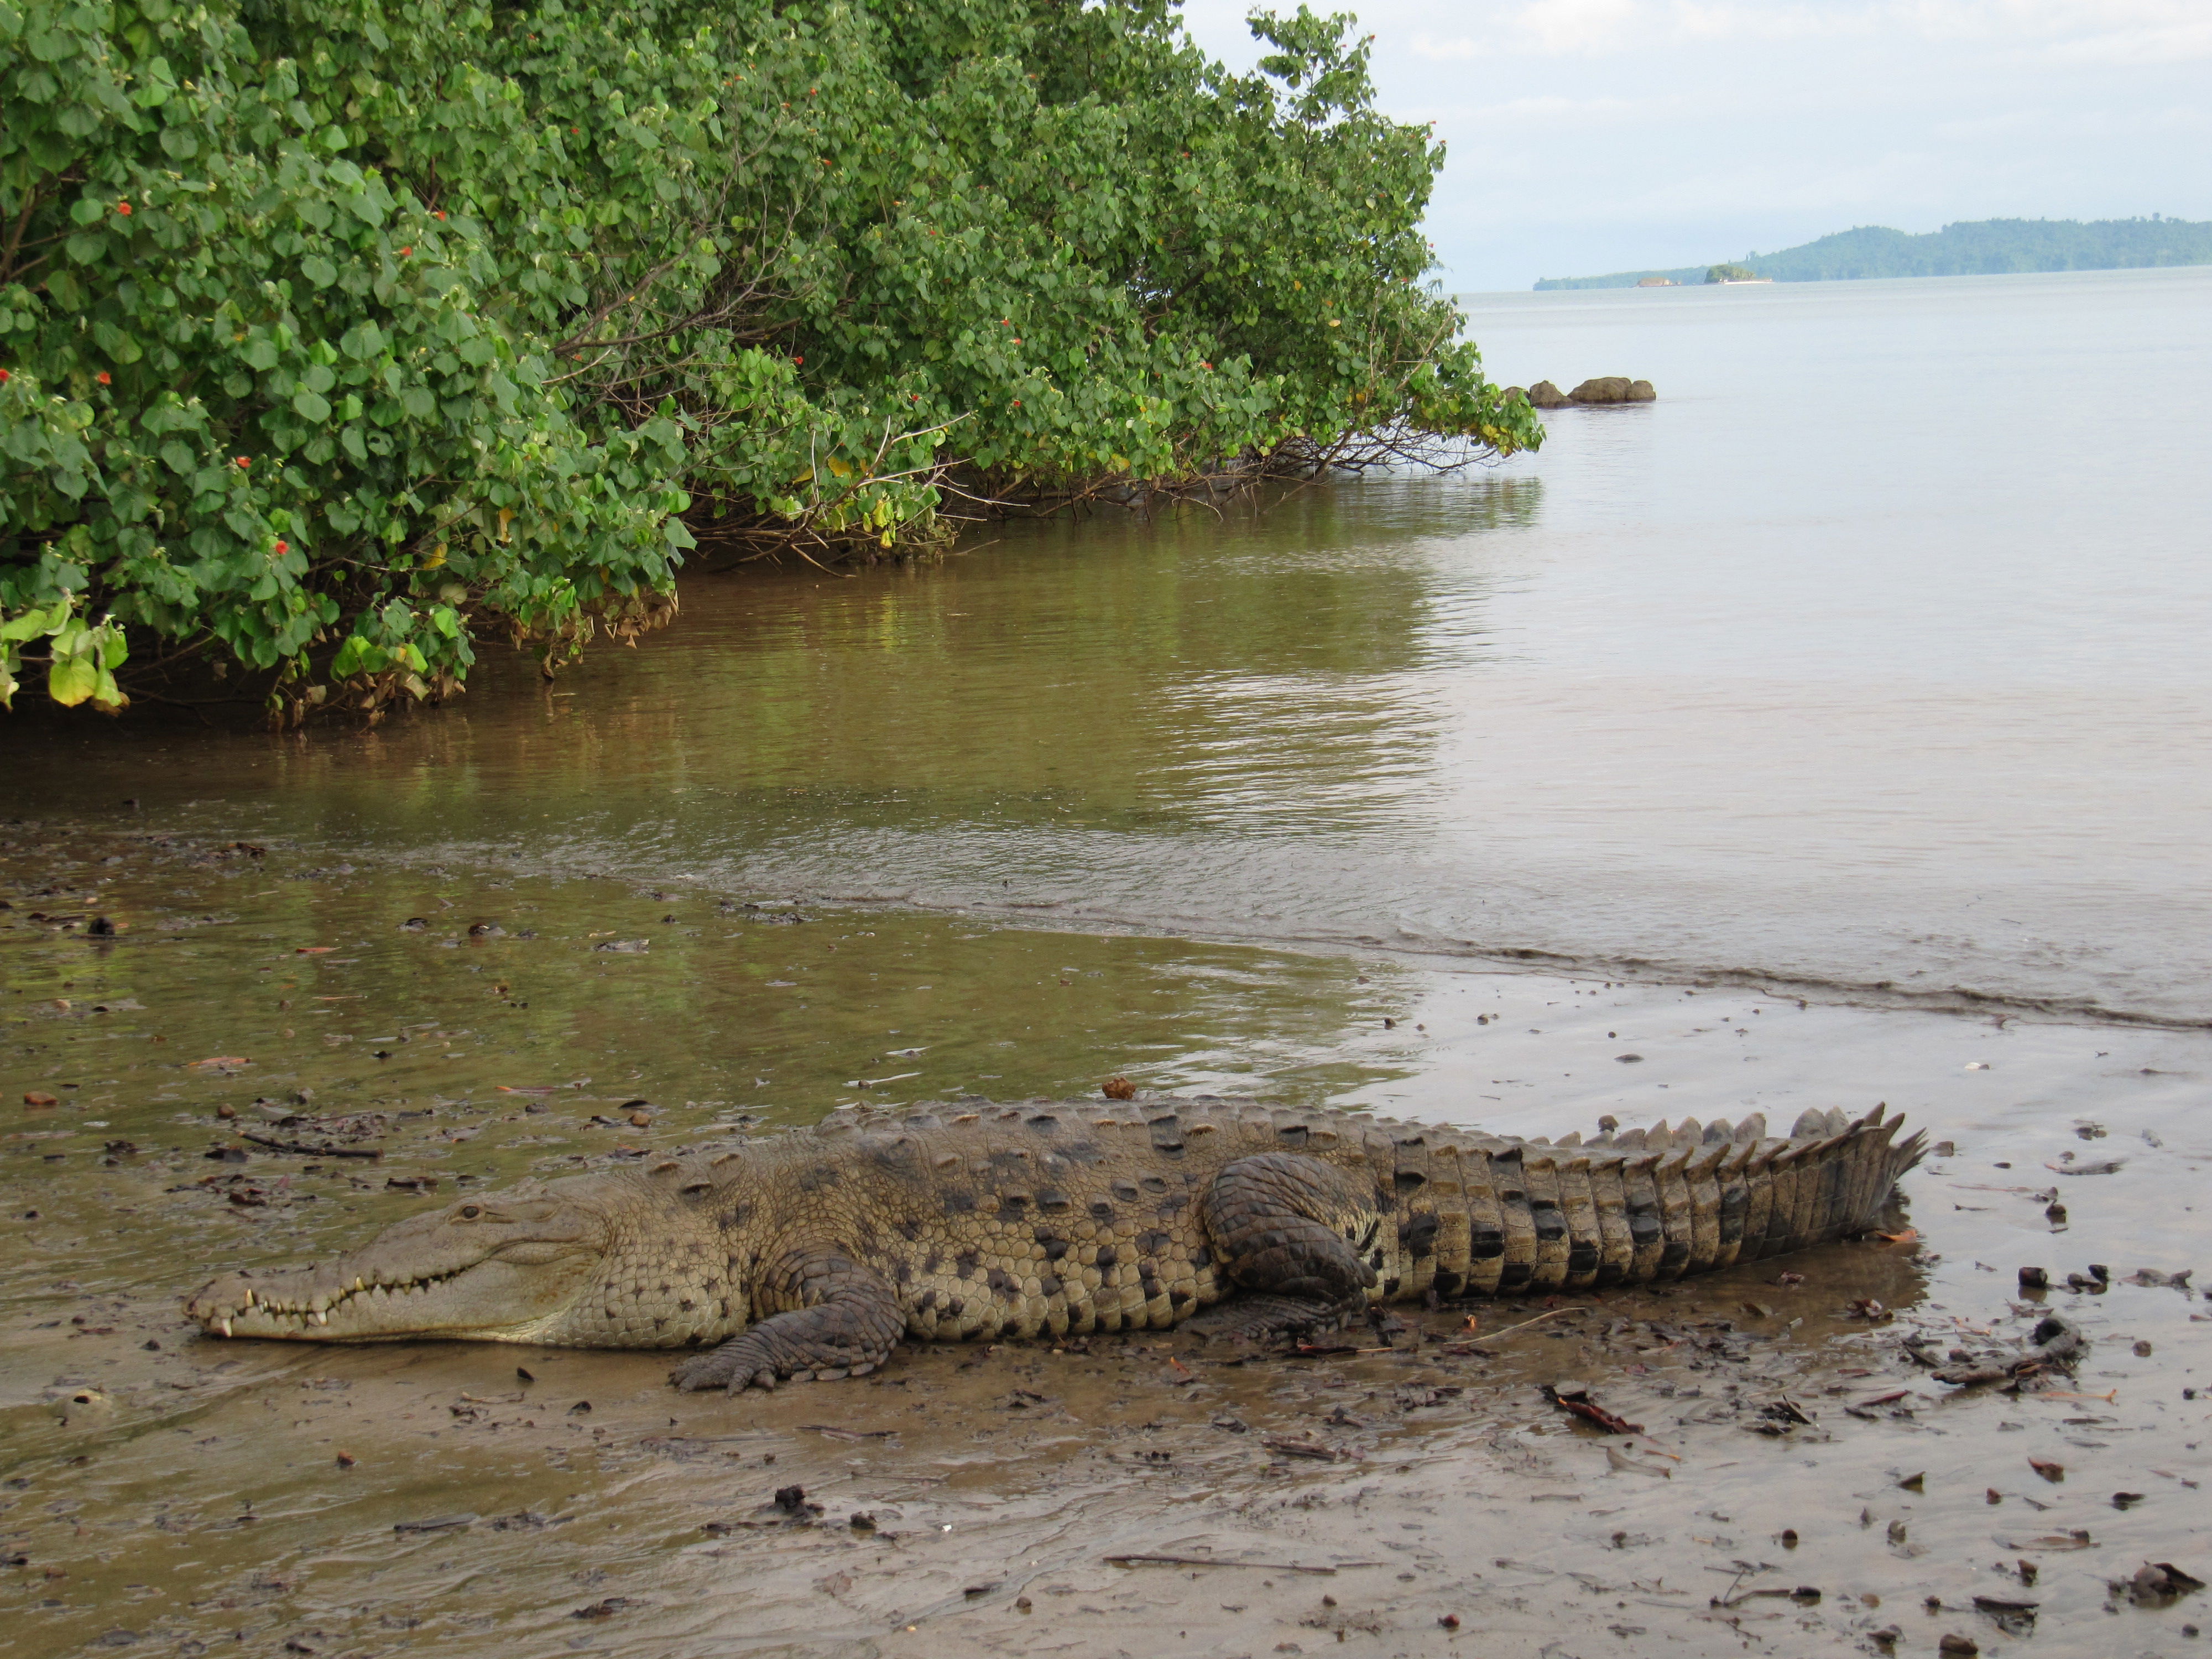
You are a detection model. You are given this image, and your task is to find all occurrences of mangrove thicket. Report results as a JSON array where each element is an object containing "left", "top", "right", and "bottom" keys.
[{"left": 1, "top": 0, "right": 1540, "bottom": 717}]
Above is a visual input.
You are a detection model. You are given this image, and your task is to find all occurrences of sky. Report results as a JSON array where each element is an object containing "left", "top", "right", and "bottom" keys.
[{"left": 1175, "top": 0, "right": 2212, "bottom": 291}]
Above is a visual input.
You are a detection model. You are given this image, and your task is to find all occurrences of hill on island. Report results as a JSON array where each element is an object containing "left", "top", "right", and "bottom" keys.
[{"left": 1533, "top": 217, "right": 2212, "bottom": 290}]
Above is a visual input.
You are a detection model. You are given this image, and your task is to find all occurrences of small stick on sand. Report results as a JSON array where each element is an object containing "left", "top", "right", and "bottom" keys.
[
  {"left": 1105, "top": 1554, "right": 1366, "bottom": 1574},
  {"left": 1464, "top": 1304, "right": 1585, "bottom": 1345}
]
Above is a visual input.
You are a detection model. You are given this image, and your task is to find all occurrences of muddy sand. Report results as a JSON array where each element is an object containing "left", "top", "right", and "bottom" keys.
[{"left": 3, "top": 827, "right": 2207, "bottom": 1658}]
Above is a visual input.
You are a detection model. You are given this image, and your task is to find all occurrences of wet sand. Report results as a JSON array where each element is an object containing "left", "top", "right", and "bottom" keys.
[{"left": 3, "top": 828, "right": 2208, "bottom": 1658}]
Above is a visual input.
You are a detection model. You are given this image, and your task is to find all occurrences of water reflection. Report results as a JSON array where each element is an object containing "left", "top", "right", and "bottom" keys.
[{"left": 14, "top": 472, "right": 1541, "bottom": 857}]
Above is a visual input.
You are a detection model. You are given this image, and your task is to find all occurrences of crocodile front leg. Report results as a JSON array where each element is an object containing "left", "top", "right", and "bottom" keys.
[
  {"left": 1197, "top": 1153, "right": 1383, "bottom": 1335},
  {"left": 670, "top": 1248, "right": 905, "bottom": 1394}
]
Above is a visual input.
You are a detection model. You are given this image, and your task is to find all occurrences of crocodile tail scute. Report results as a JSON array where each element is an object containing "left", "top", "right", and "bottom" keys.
[
  {"left": 1744, "top": 1103, "right": 1923, "bottom": 1261},
  {"left": 1373, "top": 1102, "right": 1924, "bottom": 1297},
  {"left": 1498, "top": 1104, "right": 1924, "bottom": 1288}
]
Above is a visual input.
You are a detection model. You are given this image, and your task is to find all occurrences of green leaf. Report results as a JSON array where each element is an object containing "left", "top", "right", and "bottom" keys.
[
  {"left": 293, "top": 388, "right": 332, "bottom": 422},
  {"left": 301, "top": 254, "right": 338, "bottom": 287},
  {"left": 47, "top": 654, "right": 97, "bottom": 707},
  {"left": 0, "top": 600, "right": 67, "bottom": 643}
]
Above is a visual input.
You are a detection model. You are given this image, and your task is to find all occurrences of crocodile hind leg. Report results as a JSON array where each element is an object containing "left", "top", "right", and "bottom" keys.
[
  {"left": 670, "top": 1249, "right": 905, "bottom": 1394},
  {"left": 1196, "top": 1153, "right": 1383, "bottom": 1339}
]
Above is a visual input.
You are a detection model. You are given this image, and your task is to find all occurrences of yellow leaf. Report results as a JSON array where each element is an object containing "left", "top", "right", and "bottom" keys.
[{"left": 47, "top": 654, "right": 98, "bottom": 707}]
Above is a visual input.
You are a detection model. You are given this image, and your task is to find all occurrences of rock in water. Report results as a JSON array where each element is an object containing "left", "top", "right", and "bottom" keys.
[
  {"left": 1525, "top": 380, "right": 1571, "bottom": 408},
  {"left": 1628, "top": 379, "right": 1656, "bottom": 401},
  {"left": 1569, "top": 376, "right": 1634, "bottom": 404}
]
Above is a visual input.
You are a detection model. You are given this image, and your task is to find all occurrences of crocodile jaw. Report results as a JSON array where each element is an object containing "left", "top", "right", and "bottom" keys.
[{"left": 186, "top": 1187, "right": 608, "bottom": 1344}]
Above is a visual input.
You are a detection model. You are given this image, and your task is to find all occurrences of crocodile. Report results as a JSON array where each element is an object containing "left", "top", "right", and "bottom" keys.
[{"left": 186, "top": 1097, "right": 1923, "bottom": 1392}]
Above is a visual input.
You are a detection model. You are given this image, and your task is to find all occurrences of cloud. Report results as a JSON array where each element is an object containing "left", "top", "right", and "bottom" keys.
[
  {"left": 1416, "top": 0, "right": 2212, "bottom": 60},
  {"left": 1509, "top": 0, "right": 1644, "bottom": 54},
  {"left": 1427, "top": 92, "right": 1688, "bottom": 124},
  {"left": 1411, "top": 34, "right": 1481, "bottom": 61}
]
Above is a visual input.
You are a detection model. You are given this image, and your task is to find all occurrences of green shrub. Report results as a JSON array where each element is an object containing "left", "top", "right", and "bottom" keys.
[{"left": 2, "top": 0, "right": 1538, "bottom": 718}]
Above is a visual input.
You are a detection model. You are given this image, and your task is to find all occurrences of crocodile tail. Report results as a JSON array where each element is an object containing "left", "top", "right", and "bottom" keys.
[
  {"left": 1454, "top": 1104, "right": 1922, "bottom": 1293},
  {"left": 1736, "top": 1102, "right": 1923, "bottom": 1264}
]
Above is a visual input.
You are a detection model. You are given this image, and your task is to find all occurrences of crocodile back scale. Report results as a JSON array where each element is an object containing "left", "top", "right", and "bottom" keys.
[{"left": 186, "top": 1098, "right": 1925, "bottom": 1392}]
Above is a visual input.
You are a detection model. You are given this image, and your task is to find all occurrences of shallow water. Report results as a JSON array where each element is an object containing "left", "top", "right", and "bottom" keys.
[{"left": 13, "top": 269, "right": 2212, "bottom": 1021}]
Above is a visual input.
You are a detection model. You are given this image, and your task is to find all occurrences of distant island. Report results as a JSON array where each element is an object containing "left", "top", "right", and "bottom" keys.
[{"left": 1533, "top": 216, "right": 2212, "bottom": 290}]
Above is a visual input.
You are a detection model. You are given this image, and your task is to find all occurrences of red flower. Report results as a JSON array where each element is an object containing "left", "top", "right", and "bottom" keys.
[
  {"left": 117, "top": 201, "right": 132, "bottom": 215},
  {"left": 274, "top": 540, "right": 289, "bottom": 554},
  {"left": 399, "top": 246, "right": 412, "bottom": 257},
  {"left": 793, "top": 355, "right": 802, "bottom": 364},
  {"left": 1200, "top": 361, "right": 1211, "bottom": 369},
  {"left": 1011, "top": 399, "right": 1021, "bottom": 407},
  {"left": 96, "top": 371, "right": 112, "bottom": 384},
  {"left": 236, "top": 456, "right": 251, "bottom": 467},
  {"left": 434, "top": 210, "right": 447, "bottom": 220},
  {"left": 0, "top": 368, "right": 10, "bottom": 383}
]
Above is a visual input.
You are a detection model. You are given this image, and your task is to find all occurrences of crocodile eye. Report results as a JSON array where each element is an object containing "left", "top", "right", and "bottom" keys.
[{"left": 458, "top": 1205, "right": 481, "bottom": 1220}]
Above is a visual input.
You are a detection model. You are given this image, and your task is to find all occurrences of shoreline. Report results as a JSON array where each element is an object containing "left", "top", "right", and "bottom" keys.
[
  {"left": 15, "top": 808, "right": 2205, "bottom": 1034},
  {"left": 4, "top": 824, "right": 2207, "bottom": 1656}
]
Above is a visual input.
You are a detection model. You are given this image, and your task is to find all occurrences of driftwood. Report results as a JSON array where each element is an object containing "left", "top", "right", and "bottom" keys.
[
  {"left": 1933, "top": 1314, "right": 2084, "bottom": 1387},
  {"left": 240, "top": 1132, "right": 383, "bottom": 1160}
]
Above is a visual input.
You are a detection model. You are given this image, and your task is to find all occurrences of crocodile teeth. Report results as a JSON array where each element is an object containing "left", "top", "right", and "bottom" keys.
[
  {"left": 241, "top": 1288, "right": 256, "bottom": 1308},
  {"left": 215, "top": 1318, "right": 232, "bottom": 1338},
  {"left": 311, "top": 1311, "right": 328, "bottom": 1326}
]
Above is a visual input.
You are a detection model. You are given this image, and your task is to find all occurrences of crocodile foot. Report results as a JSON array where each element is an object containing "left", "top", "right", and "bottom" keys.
[{"left": 671, "top": 1254, "right": 907, "bottom": 1393}]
